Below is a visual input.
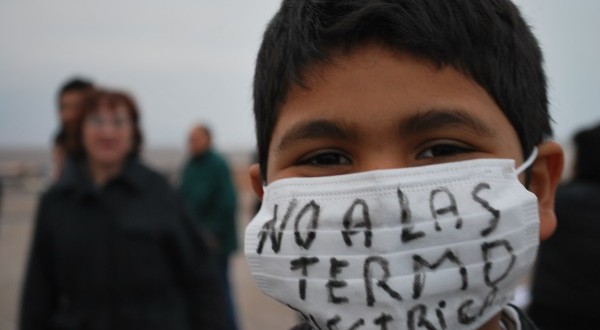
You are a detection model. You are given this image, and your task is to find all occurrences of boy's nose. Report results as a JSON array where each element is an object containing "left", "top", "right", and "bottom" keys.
[{"left": 359, "top": 152, "right": 410, "bottom": 172}]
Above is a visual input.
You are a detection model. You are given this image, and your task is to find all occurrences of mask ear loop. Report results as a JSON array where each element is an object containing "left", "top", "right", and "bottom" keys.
[{"left": 515, "top": 147, "right": 538, "bottom": 187}]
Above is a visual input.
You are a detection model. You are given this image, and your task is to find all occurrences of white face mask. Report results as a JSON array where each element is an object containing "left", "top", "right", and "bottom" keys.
[{"left": 245, "top": 151, "right": 539, "bottom": 330}]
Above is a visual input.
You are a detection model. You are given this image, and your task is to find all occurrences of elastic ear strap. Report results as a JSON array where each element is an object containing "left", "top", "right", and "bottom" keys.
[{"left": 516, "top": 147, "right": 538, "bottom": 175}]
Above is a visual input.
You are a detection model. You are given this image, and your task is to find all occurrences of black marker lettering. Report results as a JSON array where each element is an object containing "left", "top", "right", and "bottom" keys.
[
  {"left": 399, "top": 189, "right": 426, "bottom": 243},
  {"left": 364, "top": 256, "right": 403, "bottom": 306},
  {"left": 412, "top": 249, "right": 467, "bottom": 299},
  {"left": 430, "top": 187, "right": 463, "bottom": 230},
  {"left": 294, "top": 200, "right": 320, "bottom": 250},
  {"left": 435, "top": 301, "right": 447, "bottom": 330},
  {"left": 481, "top": 240, "right": 516, "bottom": 289},
  {"left": 326, "top": 316, "right": 341, "bottom": 330},
  {"left": 342, "top": 199, "right": 372, "bottom": 248},
  {"left": 349, "top": 319, "right": 365, "bottom": 330},
  {"left": 374, "top": 313, "right": 393, "bottom": 330},
  {"left": 290, "top": 257, "right": 320, "bottom": 300},
  {"left": 472, "top": 183, "right": 501, "bottom": 236},
  {"left": 327, "top": 258, "right": 349, "bottom": 304},
  {"left": 457, "top": 300, "right": 477, "bottom": 325},
  {"left": 257, "top": 200, "right": 298, "bottom": 254},
  {"left": 458, "top": 290, "right": 499, "bottom": 325},
  {"left": 478, "top": 289, "right": 498, "bottom": 317},
  {"left": 407, "top": 304, "right": 437, "bottom": 330}
]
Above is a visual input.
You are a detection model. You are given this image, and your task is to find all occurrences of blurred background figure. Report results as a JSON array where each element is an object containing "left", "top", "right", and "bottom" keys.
[
  {"left": 0, "top": 178, "right": 3, "bottom": 221},
  {"left": 52, "top": 78, "right": 94, "bottom": 181},
  {"left": 19, "top": 89, "right": 229, "bottom": 330},
  {"left": 528, "top": 122, "right": 600, "bottom": 329},
  {"left": 179, "top": 124, "right": 239, "bottom": 330}
]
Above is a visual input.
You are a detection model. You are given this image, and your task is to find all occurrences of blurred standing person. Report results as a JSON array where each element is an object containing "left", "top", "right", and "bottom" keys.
[
  {"left": 528, "top": 123, "right": 600, "bottom": 329},
  {"left": 0, "top": 178, "right": 3, "bottom": 221},
  {"left": 20, "top": 89, "right": 229, "bottom": 330},
  {"left": 53, "top": 78, "right": 94, "bottom": 180},
  {"left": 180, "top": 125, "right": 239, "bottom": 330}
]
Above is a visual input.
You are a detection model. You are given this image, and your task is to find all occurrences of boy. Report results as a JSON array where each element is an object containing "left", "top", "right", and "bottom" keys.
[{"left": 245, "top": 1, "right": 564, "bottom": 329}]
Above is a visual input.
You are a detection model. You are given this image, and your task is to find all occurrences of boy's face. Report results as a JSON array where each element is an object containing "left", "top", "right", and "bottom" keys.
[
  {"left": 251, "top": 44, "right": 562, "bottom": 241},
  {"left": 266, "top": 45, "right": 522, "bottom": 183},
  {"left": 248, "top": 43, "right": 564, "bottom": 330}
]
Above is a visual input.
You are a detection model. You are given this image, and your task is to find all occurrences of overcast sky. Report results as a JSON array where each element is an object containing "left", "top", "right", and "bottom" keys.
[{"left": 1, "top": 0, "right": 598, "bottom": 151}]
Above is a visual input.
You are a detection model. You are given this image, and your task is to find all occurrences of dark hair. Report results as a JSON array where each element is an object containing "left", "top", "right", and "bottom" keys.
[
  {"left": 573, "top": 123, "right": 600, "bottom": 183},
  {"left": 253, "top": 0, "right": 552, "bottom": 178},
  {"left": 66, "top": 89, "right": 143, "bottom": 160},
  {"left": 57, "top": 77, "right": 94, "bottom": 105}
]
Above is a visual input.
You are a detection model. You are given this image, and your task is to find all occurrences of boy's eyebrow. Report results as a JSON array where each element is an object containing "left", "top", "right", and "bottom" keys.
[
  {"left": 399, "top": 109, "right": 498, "bottom": 137},
  {"left": 276, "top": 109, "right": 496, "bottom": 151},
  {"left": 276, "top": 119, "right": 358, "bottom": 151}
]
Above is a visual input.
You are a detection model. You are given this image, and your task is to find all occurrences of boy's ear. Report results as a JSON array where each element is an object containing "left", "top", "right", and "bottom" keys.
[
  {"left": 249, "top": 163, "right": 264, "bottom": 200},
  {"left": 528, "top": 141, "right": 564, "bottom": 241}
]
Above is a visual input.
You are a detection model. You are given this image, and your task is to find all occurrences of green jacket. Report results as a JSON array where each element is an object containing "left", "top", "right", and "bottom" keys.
[{"left": 179, "top": 149, "right": 238, "bottom": 257}]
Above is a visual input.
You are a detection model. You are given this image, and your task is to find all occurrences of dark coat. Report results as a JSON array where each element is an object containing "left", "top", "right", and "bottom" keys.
[
  {"left": 179, "top": 150, "right": 238, "bottom": 257},
  {"left": 19, "top": 159, "right": 229, "bottom": 330},
  {"left": 529, "top": 181, "right": 600, "bottom": 329}
]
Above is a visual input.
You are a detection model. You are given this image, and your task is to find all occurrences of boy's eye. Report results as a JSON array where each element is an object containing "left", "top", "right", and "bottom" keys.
[
  {"left": 298, "top": 150, "right": 352, "bottom": 166},
  {"left": 417, "top": 142, "right": 475, "bottom": 159}
]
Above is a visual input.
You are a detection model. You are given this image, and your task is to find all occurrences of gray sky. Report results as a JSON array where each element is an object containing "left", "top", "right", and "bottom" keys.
[{"left": 1, "top": 0, "right": 598, "bottom": 151}]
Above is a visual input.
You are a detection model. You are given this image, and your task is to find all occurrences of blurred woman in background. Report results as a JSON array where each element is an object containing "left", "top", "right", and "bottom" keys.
[{"left": 19, "top": 89, "right": 229, "bottom": 330}]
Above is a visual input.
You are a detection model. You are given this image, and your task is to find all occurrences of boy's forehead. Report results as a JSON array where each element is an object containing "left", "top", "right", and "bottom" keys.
[
  {"left": 278, "top": 45, "right": 508, "bottom": 131},
  {"left": 267, "top": 44, "right": 522, "bottom": 171}
]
